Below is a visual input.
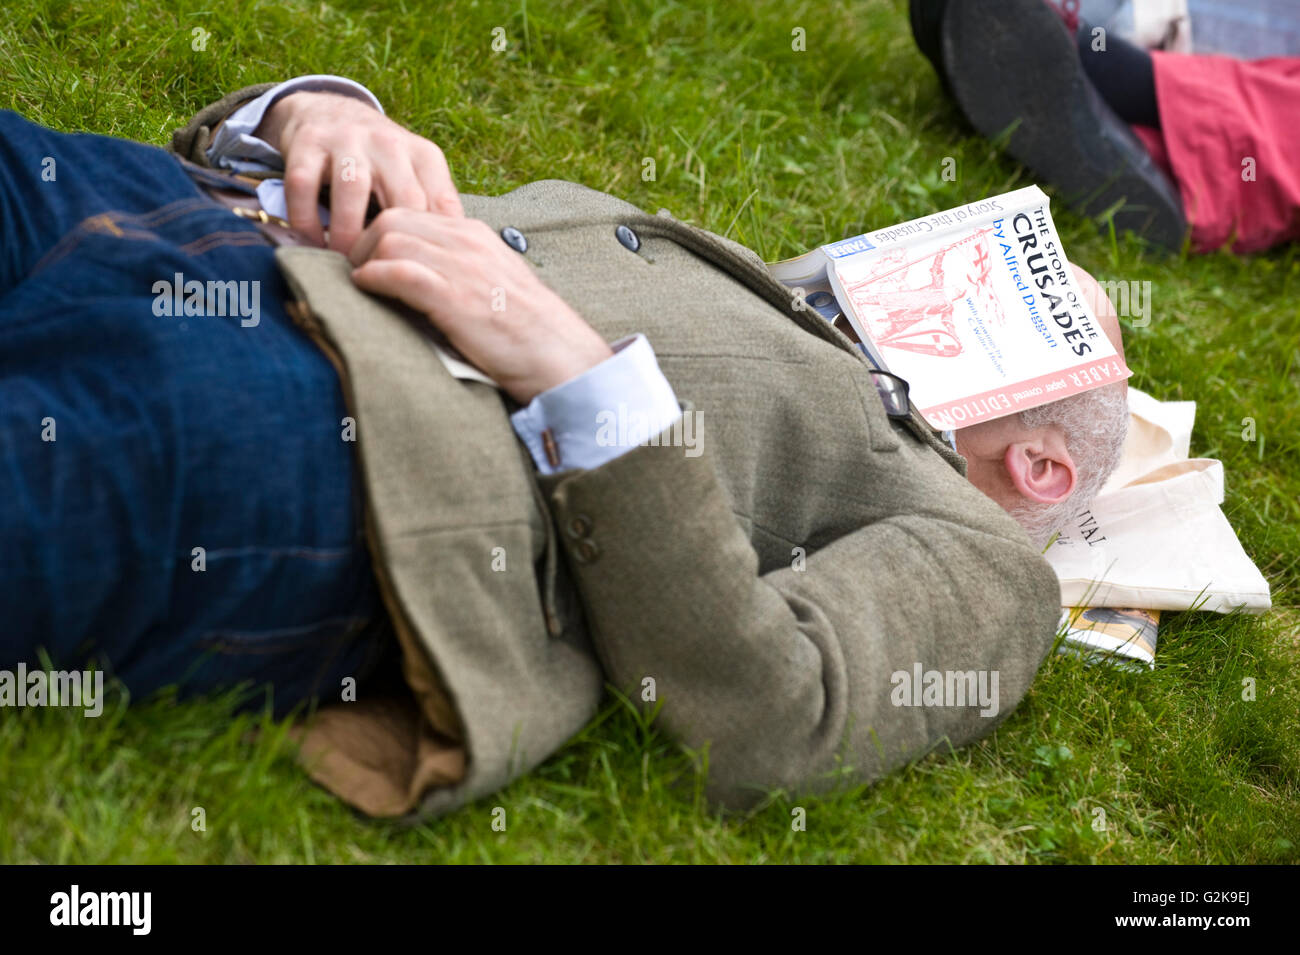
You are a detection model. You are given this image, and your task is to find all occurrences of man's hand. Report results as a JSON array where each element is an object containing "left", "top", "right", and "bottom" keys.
[
  {"left": 349, "top": 209, "right": 614, "bottom": 404},
  {"left": 255, "top": 91, "right": 463, "bottom": 253}
]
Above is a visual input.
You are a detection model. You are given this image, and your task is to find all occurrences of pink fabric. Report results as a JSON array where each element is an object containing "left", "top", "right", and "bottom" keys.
[{"left": 1142, "top": 51, "right": 1300, "bottom": 254}]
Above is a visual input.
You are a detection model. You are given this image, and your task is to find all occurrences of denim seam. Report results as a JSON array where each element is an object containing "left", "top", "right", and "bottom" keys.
[
  {"left": 196, "top": 614, "right": 373, "bottom": 654},
  {"left": 28, "top": 200, "right": 269, "bottom": 277}
]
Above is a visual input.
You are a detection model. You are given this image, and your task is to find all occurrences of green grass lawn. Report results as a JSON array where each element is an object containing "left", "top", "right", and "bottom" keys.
[{"left": 1, "top": 0, "right": 1296, "bottom": 863}]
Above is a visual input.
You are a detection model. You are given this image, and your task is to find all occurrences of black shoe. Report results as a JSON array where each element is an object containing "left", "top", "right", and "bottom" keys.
[
  {"left": 909, "top": 0, "right": 951, "bottom": 87},
  {"left": 940, "top": 0, "right": 1188, "bottom": 252}
]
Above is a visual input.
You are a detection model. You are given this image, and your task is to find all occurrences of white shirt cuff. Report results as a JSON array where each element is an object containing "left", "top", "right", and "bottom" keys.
[
  {"left": 510, "top": 334, "right": 682, "bottom": 475},
  {"left": 206, "top": 75, "right": 384, "bottom": 175}
]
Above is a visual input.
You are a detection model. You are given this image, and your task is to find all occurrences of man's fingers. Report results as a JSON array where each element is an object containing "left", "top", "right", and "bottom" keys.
[
  {"left": 373, "top": 157, "right": 431, "bottom": 217},
  {"left": 327, "top": 158, "right": 373, "bottom": 254},
  {"left": 347, "top": 207, "right": 467, "bottom": 267},
  {"left": 283, "top": 146, "right": 330, "bottom": 246},
  {"left": 413, "top": 141, "right": 463, "bottom": 217},
  {"left": 351, "top": 256, "right": 452, "bottom": 321}
]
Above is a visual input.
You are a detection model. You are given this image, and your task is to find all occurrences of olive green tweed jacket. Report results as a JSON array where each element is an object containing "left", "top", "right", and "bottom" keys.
[{"left": 171, "top": 85, "right": 1061, "bottom": 819}]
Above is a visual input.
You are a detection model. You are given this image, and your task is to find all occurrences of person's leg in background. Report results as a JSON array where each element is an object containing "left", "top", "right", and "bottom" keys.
[
  {"left": 912, "top": 0, "right": 1300, "bottom": 254},
  {"left": 0, "top": 110, "right": 395, "bottom": 714},
  {"left": 1073, "top": 18, "right": 1161, "bottom": 127},
  {"left": 932, "top": 0, "right": 1188, "bottom": 249},
  {"left": 1054, "top": 0, "right": 1300, "bottom": 253}
]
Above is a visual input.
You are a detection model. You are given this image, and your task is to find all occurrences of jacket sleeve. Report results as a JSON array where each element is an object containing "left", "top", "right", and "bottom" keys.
[
  {"left": 542, "top": 430, "right": 1062, "bottom": 810},
  {"left": 169, "top": 83, "right": 278, "bottom": 167}
]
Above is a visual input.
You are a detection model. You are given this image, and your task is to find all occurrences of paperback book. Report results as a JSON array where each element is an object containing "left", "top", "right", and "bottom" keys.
[{"left": 769, "top": 186, "right": 1131, "bottom": 429}]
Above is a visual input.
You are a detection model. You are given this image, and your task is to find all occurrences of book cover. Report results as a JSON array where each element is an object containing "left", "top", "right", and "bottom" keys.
[{"left": 770, "top": 186, "right": 1132, "bottom": 429}]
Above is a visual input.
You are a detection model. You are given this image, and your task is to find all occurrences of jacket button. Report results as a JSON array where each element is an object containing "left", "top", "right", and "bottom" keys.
[
  {"left": 500, "top": 226, "right": 528, "bottom": 253},
  {"left": 615, "top": 224, "right": 640, "bottom": 252},
  {"left": 567, "top": 514, "right": 593, "bottom": 539},
  {"left": 572, "top": 537, "right": 601, "bottom": 563}
]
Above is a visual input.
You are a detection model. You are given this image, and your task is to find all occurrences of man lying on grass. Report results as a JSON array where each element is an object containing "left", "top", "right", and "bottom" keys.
[{"left": 0, "top": 76, "right": 1127, "bottom": 817}]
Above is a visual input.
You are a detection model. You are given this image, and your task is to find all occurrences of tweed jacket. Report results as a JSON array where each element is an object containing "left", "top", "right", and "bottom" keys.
[{"left": 170, "top": 86, "right": 1061, "bottom": 819}]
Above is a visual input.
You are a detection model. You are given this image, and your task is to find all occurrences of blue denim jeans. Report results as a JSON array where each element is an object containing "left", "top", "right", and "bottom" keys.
[{"left": 0, "top": 111, "right": 390, "bottom": 712}]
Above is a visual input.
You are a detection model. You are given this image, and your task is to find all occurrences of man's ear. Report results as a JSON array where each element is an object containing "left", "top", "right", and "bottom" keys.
[{"left": 1002, "top": 438, "right": 1076, "bottom": 504}]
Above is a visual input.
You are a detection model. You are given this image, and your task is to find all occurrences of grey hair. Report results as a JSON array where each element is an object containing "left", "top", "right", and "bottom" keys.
[{"left": 1007, "top": 383, "right": 1129, "bottom": 548}]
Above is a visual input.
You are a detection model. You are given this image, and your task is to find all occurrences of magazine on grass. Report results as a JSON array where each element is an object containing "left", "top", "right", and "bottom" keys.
[
  {"left": 769, "top": 185, "right": 1132, "bottom": 429},
  {"left": 1058, "top": 607, "right": 1160, "bottom": 671}
]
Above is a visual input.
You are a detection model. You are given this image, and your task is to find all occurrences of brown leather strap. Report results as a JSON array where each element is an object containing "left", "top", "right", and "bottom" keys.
[{"left": 203, "top": 185, "right": 324, "bottom": 248}]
